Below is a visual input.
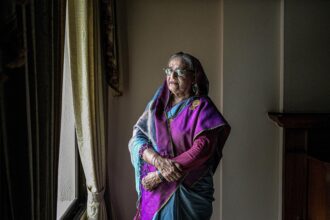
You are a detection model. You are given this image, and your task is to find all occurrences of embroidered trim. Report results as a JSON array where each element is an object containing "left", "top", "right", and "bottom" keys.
[{"left": 139, "top": 144, "right": 150, "bottom": 159}]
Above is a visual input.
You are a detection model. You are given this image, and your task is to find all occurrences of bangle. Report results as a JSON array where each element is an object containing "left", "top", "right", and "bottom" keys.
[
  {"left": 151, "top": 154, "right": 157, "bottom": 166},
  {"left": 157, "top": 171, "right": 165, "bottom": 182}
]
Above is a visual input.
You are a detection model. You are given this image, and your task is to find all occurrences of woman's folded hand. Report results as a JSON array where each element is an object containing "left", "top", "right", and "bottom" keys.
[
  {"left": 142, "top": 171, "right": 162, "bottom": 191},
  {"left": 141, "top": 148, "right": 183, "bottom": 182},
  {"left": 154, "top": 156, "right": 183, "bottom": 182}
]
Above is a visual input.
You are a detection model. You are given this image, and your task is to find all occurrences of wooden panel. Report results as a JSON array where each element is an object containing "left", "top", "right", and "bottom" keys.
[
  {"left": 269, "top": 113, "right": 330, "bottom": 220},
  {"left": 284, "top": 154, "right": 307, "bottom": 220},
  {"left": 308, "top": 157, "right": 327, "bottom": 220},
  {"left": 327, "top": 164, "right": 330, "bottom": 220},
  {"left": 308, "top": 129, "right": 330, "bottom": 162},
  {"left": 285, "top": 129, "right": 308, "bottom": 153}
]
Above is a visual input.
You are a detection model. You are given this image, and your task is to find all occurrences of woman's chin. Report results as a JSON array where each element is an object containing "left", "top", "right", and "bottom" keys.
[{"left": 168, "top": 84, "right": 179, "bottom": 91}]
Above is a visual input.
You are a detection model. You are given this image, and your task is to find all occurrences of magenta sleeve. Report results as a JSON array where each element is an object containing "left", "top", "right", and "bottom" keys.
[{"left": 173, "top": 129, "right": 220, "bottom": 171}]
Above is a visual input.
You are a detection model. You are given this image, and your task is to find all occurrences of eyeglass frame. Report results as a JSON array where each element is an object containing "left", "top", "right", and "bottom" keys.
[{"left": 163, "top": 67, "right": 194, "bottom": 78}]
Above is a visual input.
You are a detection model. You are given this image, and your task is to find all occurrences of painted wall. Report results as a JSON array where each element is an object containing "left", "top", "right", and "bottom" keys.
[
  {"left": 107, "top": 1, "right": 222, "bottom": 220},
  {"left": 222, "top": 1, "right": 281, "bottom": 220},
  {"left": 106, "top": 0, "right": 330, "bottom": 218},
  {"left": 284, "top": 0, "right": 330, "bottom": 112},
  {"left": 106, "top": 0, "right": 287, "bottom": 220}
]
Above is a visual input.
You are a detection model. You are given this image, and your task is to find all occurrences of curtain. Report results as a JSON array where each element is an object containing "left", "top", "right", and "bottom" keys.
[
  {"left": 100, "top": 0, "right": 122, "bottom": 96},
  {"left": 67, "top": 0, "right": 108, "bottom": 219},
  {"left": 0, "top": 0, "right": 66, "bottom": 219},
  {"left": 24, "top": 1, "right": 66, "bottom": 219}
]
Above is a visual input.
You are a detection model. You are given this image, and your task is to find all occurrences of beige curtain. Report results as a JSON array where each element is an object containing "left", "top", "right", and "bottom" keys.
[{"left": 67, "top": 0, "right": 107, "bottom": 219}]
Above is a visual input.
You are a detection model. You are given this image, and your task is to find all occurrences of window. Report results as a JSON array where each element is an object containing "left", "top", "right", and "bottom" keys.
[
  {"left": 56, "top": 6, "right": 86, "bottom": 219},
  {"left": 56, "top": 10, "right": 77, "bottom": 218}
]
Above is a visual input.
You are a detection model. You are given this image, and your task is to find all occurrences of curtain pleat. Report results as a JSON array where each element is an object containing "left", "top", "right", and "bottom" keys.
[
  {"left": 24, "top": 0, "right": 66, "bottom": 219},
  {"left": 26, "top": 1, "right": 65, "bottom": 219},
  {"left": 0, "top": 0, "right": 65, "bottom": 219},
  {"left": 68, "top": 0, "right": 108, "bottom": 219}
]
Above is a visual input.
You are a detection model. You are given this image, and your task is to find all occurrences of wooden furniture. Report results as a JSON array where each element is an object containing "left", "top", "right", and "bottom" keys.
[{"left": 269, "top": 113, "right": 330, "bottom": 220}]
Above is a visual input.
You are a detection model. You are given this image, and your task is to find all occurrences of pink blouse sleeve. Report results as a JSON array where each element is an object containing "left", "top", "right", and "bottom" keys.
[{"left": 173, "top": 128, "right": 221, "bottom": 171}]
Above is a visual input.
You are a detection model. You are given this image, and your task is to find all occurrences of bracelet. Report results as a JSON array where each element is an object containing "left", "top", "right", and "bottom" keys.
[
  {"left": 151, "top": 154, "right": 158, "bottom": 166},
  {"left": 157, "top": 171, "right": 165, "bottom": 182}
]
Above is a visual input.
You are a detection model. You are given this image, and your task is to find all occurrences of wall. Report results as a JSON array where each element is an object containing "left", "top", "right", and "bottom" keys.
[
  {"left": 284, "top": 0, "right": 330, "bottom": 112},
  {"left": 106, "top": 0, "right": 330, "bottom": 219},
  {"left": 222, "top": 1, "right": 281, "bottom": 220},
  {"left": 107, "top": 0, "right": 222, "bottom": 220}
]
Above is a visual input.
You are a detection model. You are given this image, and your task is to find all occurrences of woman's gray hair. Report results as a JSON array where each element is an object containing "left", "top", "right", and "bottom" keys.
[{"left": 168, "top": 52, "right": 194, "bottom": 71}]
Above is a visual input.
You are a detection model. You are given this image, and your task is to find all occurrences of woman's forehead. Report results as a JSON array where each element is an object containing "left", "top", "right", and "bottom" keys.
[{"left": 168, "top": 57, "right": 186, "bottom": 68}]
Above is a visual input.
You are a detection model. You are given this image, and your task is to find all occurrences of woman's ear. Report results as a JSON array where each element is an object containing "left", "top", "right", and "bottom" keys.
[{"left": 192, "top": 83, "right": 198, "bottom": 95}]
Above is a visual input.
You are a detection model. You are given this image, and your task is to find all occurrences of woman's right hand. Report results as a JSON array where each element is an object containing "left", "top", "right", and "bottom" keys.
[
  {"left": 154, "top": 156, "right": 182, "bottom": 182},
  {"left": 142, "top": 171, "right": 162, "bottom": 191}
]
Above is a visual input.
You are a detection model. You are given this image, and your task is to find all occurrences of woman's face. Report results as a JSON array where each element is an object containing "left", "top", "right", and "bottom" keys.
[{"left": 166, "top": 58, "right": 194, "bottom": 98}]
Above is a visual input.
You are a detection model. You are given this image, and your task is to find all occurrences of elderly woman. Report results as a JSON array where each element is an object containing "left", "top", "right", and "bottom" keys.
[{"left": 129, "top": 52, "right": 230, "bottom": 220}]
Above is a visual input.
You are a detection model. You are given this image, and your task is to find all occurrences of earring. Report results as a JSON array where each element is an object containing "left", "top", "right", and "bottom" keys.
[{"left": 192, "top": 83, "right": 198, "bottom": 95}]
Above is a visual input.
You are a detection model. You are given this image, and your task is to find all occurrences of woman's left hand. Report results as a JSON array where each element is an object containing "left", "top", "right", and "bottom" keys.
[
  {"left": 154, "top": 157, "right": 182, "bottom": 182},
  {"left": 142, "top": 171, "right": 162, "bottom": 191}
]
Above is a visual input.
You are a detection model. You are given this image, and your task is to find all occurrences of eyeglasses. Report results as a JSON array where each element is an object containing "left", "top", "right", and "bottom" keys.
[{"left": 163, "top": 67, "right": 192, "bottom": 78}]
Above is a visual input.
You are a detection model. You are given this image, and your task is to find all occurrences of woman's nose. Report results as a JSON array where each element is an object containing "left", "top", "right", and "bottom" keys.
[{"left": 169, "top": 71, "right": 178, "bottom": 79}]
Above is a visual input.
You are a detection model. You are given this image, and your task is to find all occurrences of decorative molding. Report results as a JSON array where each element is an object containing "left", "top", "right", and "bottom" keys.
[{"left": 268, "top": 112, "right": 330, "bottom": 128}]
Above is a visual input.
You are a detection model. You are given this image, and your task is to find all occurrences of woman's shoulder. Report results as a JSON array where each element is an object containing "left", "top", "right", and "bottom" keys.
[
  {"left": 189, "top": 96, "right": 227, "bottom": 122},
  {"left": 189, "top": 96, "right": 229, "bottom": 138},
  {"left": 191, "top": 96, "right": 218, "bottom": 110}
]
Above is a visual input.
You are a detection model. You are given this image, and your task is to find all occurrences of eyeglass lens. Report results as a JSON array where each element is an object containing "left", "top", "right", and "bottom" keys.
[{"left": 164, "top": 68, "right": 186, "bottom": 77}]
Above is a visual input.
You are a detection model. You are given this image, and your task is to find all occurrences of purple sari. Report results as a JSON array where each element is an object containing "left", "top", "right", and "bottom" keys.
[{"left": 129, "top": 55, "right": 230, "bottom": 220}]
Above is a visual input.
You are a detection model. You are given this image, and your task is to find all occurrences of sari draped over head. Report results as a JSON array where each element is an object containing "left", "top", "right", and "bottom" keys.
[{"left": 128, "top": 53, "right": 230, "bottom": 220}]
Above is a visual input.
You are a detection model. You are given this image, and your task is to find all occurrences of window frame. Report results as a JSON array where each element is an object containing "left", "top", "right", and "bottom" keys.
[{"left": 60, "top": 134, "right": 86, "bottom": 220}]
